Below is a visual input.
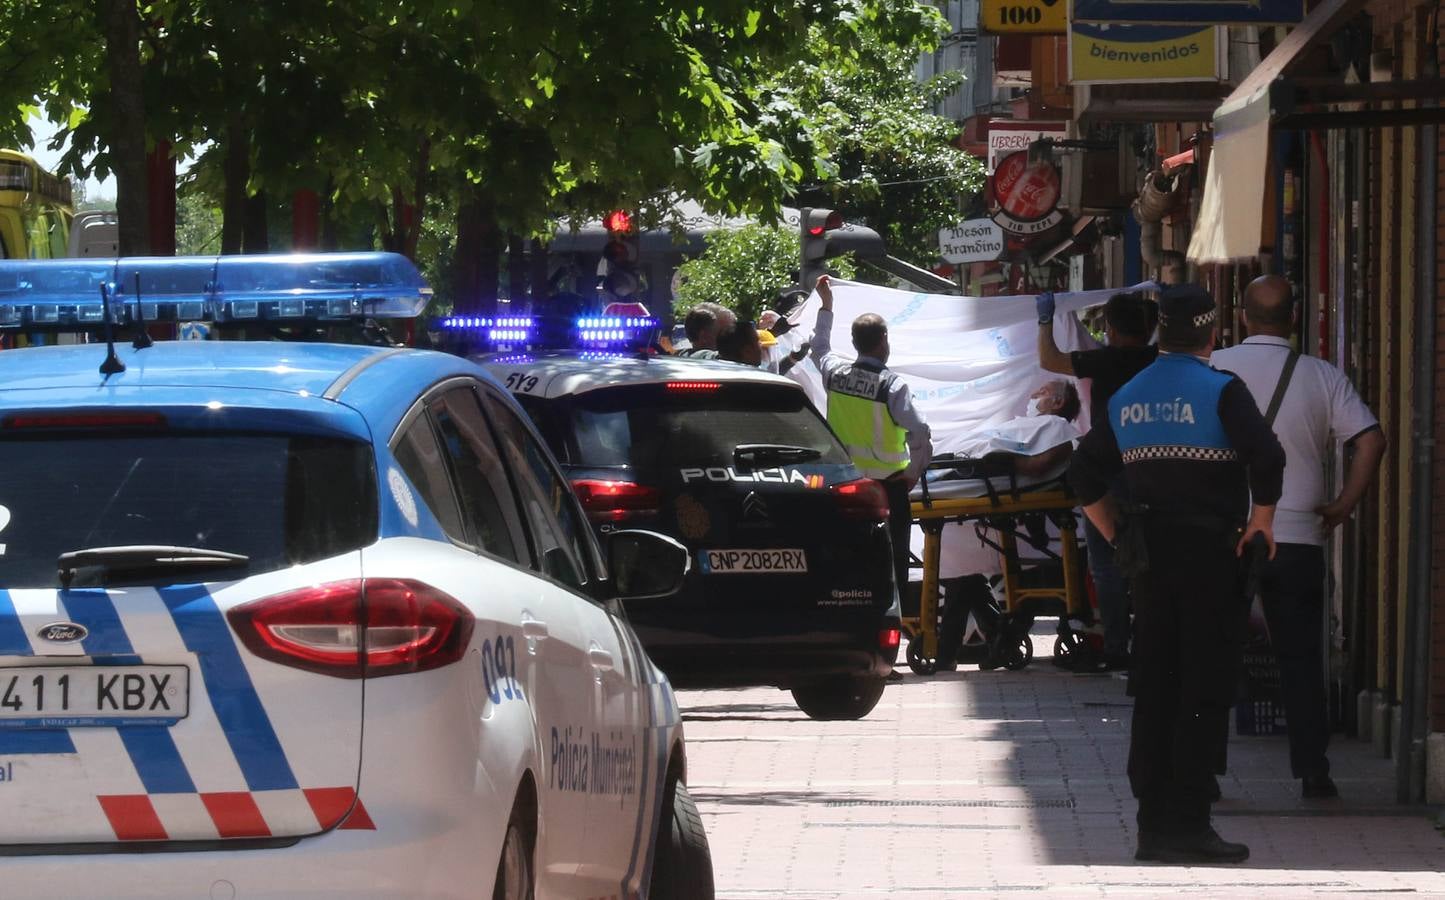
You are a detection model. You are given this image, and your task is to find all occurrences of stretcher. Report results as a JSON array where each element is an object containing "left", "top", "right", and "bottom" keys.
[{"left": 902, "top": 455, "right": 1090, "bottom": 675}]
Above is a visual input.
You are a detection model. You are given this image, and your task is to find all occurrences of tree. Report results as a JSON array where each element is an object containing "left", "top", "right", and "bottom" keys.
[
  {"left": 674, "top": 223, "right": 855, "bottom": 322},
  {"left": 778, "top": 11, "right": 985, "bottom": 265},
  {"left": 174, "top": 191, "right": 222, "bottom": 255}
]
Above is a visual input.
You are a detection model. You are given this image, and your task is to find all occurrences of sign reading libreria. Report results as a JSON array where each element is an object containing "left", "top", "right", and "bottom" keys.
[
  {"left": 1069, "top": 22, "right": 1221, "bottom": 84},
  {"left": 1072, "top": 0, "right": 1303, "bottom": 26}
]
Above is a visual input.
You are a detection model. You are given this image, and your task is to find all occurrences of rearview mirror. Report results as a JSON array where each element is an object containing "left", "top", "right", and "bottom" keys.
[{"left": 607, "top": 530, "right": 691, "bottom": 600}]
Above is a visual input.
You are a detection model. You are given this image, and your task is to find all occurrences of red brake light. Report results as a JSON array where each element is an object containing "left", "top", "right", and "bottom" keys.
[
  {"left": 832, "top": 477, "right": 889, "bottom": 521},
  {"left": 227, "top": 579, "right": 474, "bottom": 678},
  {"left": 571, "top": 479, "right": 662, "bottom": 524},
  {"left": 879, "top": 627, "right": 901, "bottom": 652},
  {"left": 665, "top": 381, "right": 721, "bottom": 393},
  {"left": 4, "top": 412, "right": 167, "bottom": 429}
]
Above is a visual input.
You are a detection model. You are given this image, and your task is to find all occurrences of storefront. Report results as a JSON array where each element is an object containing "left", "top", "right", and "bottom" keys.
[{"left": 1185, "top": 0, "right": 1445, "bottom": 803}]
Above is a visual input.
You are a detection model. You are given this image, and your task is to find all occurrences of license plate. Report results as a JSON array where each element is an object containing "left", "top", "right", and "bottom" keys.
[
  {"left": 0, "top": 665, "right": 189, "bottom": 728},
  {"left": 700, "top": 548, "right": 808, "bottom": 574}
]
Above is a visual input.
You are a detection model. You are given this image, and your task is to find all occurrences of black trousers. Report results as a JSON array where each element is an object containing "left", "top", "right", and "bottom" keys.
[
  {"left": 882, "top": 477, "right": 912, "bottom": 606},
  {"left": 1127, "top": 525, "right": 1247, "bottom": 836},
  {"left": 1258, "top": 543, "right": 1330, "bottom": 779}
]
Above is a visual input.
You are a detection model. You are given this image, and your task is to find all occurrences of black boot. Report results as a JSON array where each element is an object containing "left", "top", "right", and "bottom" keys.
[{"left": 1136, "top": 826, "right": 1249, "bottom": 864}]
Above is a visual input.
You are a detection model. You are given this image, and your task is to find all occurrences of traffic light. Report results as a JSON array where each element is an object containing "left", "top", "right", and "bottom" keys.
[
  {"left": 601, "top": 209, "right": 640, "bottom": 299},
  {"left": 800, "top": 207, "right": 844, "bottom": 291}
]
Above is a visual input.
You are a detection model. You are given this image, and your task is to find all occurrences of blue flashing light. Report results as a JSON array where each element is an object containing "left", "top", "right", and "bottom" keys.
[
  {"left": 0, "top": 252, "right": 432, "bottom": 330},
  {"left": 575, "top": 315, "right": 657, "bottom": 330}
]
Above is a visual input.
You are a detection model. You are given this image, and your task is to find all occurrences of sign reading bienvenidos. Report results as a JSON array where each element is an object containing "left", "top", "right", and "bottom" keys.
[
  {"left": 1069, "top": 21, "right": 1222, "bottom": 84},
  {"left": 981, "top": 0, "right": 1067, "bottom": 33},
  {"left": 1072, "top": 0, "right": 1303, "bottom": 26}
]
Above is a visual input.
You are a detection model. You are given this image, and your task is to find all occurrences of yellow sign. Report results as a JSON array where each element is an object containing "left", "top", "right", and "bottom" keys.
[
  {"left": 981, "top": 0, "right": 1067, "bottom": 34},
  {"left": 1069, "top": 22, "right": 1221, "bottom": 84}
]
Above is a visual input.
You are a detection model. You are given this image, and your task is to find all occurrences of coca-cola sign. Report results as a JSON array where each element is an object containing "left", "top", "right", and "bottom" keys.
[{"left": 991, "top": 150, "right": 1065, "bottom": 236}]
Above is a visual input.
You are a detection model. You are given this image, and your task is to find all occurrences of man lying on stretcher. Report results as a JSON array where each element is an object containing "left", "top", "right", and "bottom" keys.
[
  {"left": 916, "top": 379, "right": 1082, "bottom": 671},
  {"left": 922, "top": 379, "right": 1083, "bottom": 486}
]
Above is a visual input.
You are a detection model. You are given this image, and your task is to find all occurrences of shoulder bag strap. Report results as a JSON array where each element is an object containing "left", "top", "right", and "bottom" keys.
[{"left": 1263, "top": 350, "right": 1301, "bottom": 427}]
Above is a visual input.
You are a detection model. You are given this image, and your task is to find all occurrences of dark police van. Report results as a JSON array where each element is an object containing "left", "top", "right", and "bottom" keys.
[{"left": 478, "top": 352, "right": 900, "bottom": 719}]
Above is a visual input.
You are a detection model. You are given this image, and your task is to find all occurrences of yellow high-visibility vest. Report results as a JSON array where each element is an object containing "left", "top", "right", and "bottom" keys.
[{"left": 826, "top": 362, "right": 908, "bottom": 478}]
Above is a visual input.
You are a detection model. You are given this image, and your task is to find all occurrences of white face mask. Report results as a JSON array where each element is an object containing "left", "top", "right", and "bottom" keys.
[{"left": 1025, "top": 397, "right": 1045, "bottom": 418}]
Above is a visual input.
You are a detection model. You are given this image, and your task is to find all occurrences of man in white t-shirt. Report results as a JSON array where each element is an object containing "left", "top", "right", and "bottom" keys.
[{"left": 1211, "top": 275, "right": 1386, "bottom": 800}]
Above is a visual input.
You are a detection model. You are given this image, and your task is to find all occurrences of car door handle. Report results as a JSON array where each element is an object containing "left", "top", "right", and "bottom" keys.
[
  {"left": 521, "top": 617, "right": 549, "bottom": 640},
  {"left": 588, "top": 647, "right": 615, "bottom": 672}
]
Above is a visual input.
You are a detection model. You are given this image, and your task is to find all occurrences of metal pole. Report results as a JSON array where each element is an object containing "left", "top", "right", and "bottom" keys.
[{"left": 1397, "top": 22, "right": 1437, "bottom": 803}]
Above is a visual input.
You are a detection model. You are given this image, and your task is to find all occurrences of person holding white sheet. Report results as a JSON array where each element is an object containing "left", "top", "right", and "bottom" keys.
[{"left": 810, "top": 275, "right": 933, "bottom": 603}]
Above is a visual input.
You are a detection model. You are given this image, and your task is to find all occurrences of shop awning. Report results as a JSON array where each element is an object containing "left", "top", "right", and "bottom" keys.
[{"left": 1188, "top": 0, "right": 1445, "bottom": 263}]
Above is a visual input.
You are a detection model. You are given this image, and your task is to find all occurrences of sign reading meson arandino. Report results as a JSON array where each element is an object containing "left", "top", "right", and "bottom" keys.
[{"left": 1072, "top": 0, "right": 1303, "bottom": 25}]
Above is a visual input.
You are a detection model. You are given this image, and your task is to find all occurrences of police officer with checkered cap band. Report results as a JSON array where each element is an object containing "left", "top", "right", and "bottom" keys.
[{"left": 1069, "top": 284, "right": 1285, "bottom": 865}]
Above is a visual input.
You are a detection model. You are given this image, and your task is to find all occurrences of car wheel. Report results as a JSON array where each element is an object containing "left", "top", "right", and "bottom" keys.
[
  {"left": 649, "top": 780, "right": 715, "bottom": 900},
  {"left": 791, "top": 675, "right": 887, "bottom": 720},
  {"left": 492, "top": 798, "right": 535, "bottom": 900}
]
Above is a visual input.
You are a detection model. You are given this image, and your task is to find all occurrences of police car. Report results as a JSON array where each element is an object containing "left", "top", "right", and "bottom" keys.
[
  {"left": 0, "top": 255, "right": 712, "bottom": 900},
  {"left": 467, "top": 340, "right": 901, "bottom": 721}
]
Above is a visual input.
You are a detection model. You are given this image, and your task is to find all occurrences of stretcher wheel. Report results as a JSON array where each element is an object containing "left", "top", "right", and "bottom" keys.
[
  {"left": 905, "top": 639, "right": 937, "bottom": 676},
  {"left": 1053, "top": 632, "right": 1080, "bottom": 660},
  {"left": 1003, "top": 635, "right": 1034, "bottom": 671}
]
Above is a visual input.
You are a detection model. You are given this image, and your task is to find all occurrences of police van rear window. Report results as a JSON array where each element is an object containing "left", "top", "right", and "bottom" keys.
[
  {"left": 552, "top": 383, "right": 849, "bottom": 469},
  {"left": 0, "top": 433, "right": 377, "bottom": 588}
]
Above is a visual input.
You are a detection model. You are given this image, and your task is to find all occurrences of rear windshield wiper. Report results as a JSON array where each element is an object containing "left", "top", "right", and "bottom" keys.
[
  {"left": 57, "top": 545, "right": 250, "bottom": 588},
  {"left": 734, "top": 444, "right": 823, "bottom": 467}
]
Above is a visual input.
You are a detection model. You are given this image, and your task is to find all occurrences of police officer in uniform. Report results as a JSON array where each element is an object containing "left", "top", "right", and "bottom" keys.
[
  {"left": 809, "top": 275, "right": 932, "bottom": 598},
  {"left": 1069, "top": 285, "right": 1285, "bottom": 864}
]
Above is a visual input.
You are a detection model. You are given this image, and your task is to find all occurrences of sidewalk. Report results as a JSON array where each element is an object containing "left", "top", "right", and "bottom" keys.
[{"left": 679, "top": 630, "right": 1445, "bottom": 899}]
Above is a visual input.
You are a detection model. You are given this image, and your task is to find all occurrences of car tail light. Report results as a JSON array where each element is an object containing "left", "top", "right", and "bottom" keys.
[
  {"left": 571, "top": 479, "right": 662, "bottom": 524},
  {"left": 879, "top": 627, "right": 901, "bottom": 653},
  {"left": 227, "top": 579, "right": 473, "bottom": 678},
  {"left": 831, "top": 477, "right": 889, "bottom": 521},
  {"left": 665, "top": 381, "right": 721, "bottom": 393}
]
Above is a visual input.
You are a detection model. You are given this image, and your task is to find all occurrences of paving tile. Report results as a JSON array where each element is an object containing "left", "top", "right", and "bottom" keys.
[{"left": 680, "top": 630, "right": 1445, "bottom": 898}]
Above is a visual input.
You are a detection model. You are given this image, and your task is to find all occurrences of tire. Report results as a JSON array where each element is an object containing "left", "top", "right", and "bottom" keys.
[
  {"left": 492, "top": 794, "right": 535, "bottom": 900},
  {"left": 649, "top": 780, "right": 715, "bottom": 900},
  {"left": 791, "top": 675, "right": 887, "bottom": 720}
]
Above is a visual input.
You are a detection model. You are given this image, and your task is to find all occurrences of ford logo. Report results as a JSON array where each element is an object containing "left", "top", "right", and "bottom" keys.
[{"left": 37, "top": 622, "right": 88, "bottom": 644}]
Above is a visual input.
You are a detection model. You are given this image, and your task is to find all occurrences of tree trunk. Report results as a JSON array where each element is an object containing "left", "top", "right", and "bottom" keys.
[
  {"left": 403, "top": 138, "right": 431, "bottom": 260},
  {"left": 507, "top": 232, "right": 527, "bottom": 309},
  {"left": 243, "top": 190, "right": 269, "bottom": 252},
  {"left": 453, "top": 184, "right": 499, "bottom": 316},
  {"left": 96, "top": 0, "right": 149, "bottom": 256},
  {"left": 528, "top": 239, "right": 550, "bottom": 310},
  {"left": 221, "top": 119, "right": 248, "bottom": 254}
]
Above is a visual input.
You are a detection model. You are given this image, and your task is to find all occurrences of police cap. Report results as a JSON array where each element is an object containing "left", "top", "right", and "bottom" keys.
[{"left": 1157, "top": 284, "right": 1217, "bottom": 348}]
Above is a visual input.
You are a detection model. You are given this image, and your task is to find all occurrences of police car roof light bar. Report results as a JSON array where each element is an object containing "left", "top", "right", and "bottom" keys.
[{"left": 0, "top": 252, "right": 432, "bottom": 332}]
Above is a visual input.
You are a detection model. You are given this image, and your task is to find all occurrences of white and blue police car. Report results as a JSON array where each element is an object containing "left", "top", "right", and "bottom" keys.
[
  {"left": 0, "top": 254, "right": 712, "bottom": 899},
  {"left": 438, "top": 318, "right": 901, "bottom": 722}
]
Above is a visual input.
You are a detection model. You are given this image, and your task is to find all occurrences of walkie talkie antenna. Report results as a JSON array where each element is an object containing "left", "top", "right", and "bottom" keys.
[
  {"left": 98, "top": 282, "right": 126, "bottom": 376},
  {"left": 131, "top": 273, "right": 153, "bottom": 349}
]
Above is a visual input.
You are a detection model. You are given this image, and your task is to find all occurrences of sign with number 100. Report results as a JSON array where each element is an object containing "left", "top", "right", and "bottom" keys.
[{"left": 981, "top": 0, "right": 1066, "bottom": 33}]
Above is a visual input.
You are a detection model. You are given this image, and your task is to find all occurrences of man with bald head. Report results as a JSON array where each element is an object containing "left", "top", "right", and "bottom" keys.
[{"left": 1212, "top": 274, "right": 1386, "bottom": 800}]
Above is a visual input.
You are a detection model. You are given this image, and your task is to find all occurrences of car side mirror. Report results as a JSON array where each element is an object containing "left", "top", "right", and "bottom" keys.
[{"left": 606, "top": 530, "right": 691, "bottom": 600}]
